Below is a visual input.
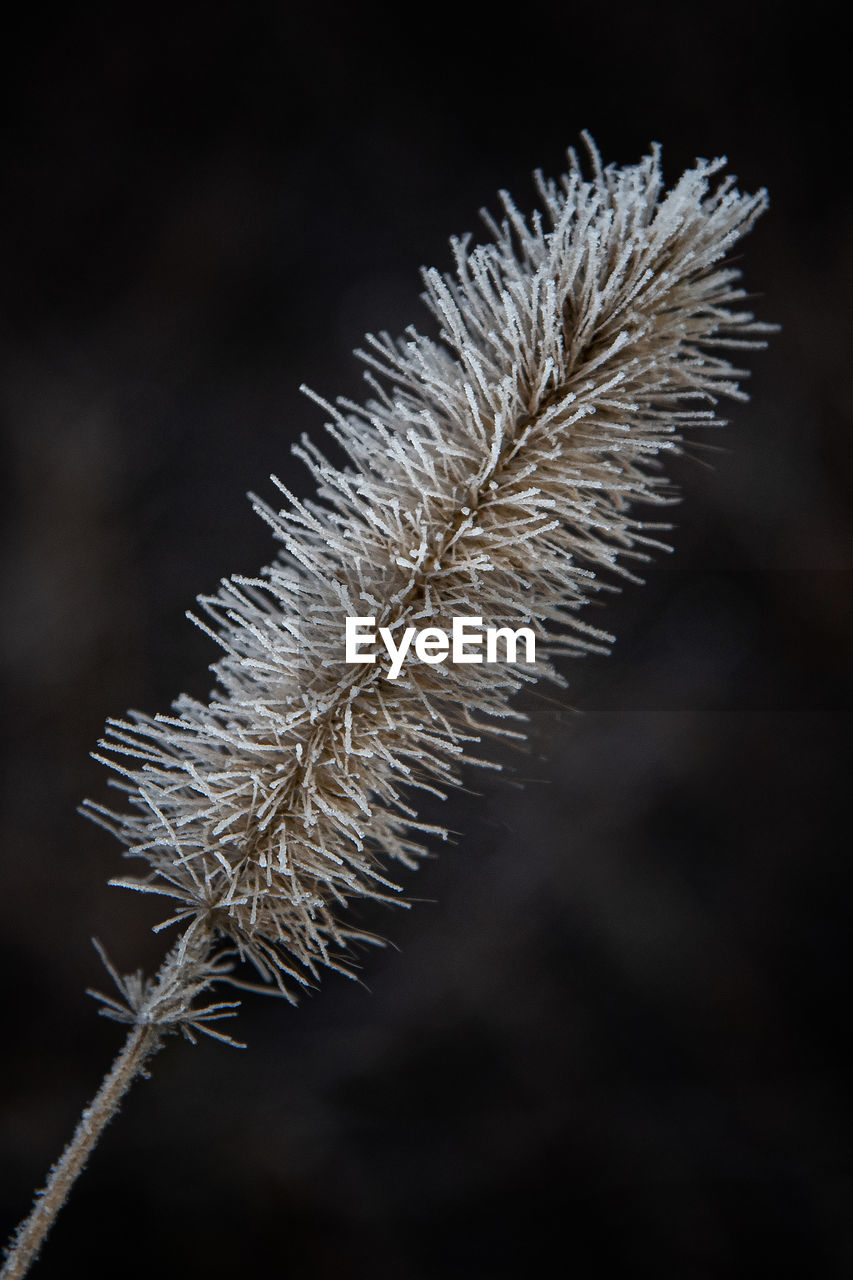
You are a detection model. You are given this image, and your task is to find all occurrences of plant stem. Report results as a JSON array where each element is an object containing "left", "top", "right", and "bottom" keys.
[{"left": 1, "top": 1021, "right": 162, "bottom": 1279}]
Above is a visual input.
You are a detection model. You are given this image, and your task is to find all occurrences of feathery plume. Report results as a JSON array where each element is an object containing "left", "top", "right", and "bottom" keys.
[
  {"left": 83, "top": 137, "right": 769, "bottom": 1000},
  {"left": 2, "top": 138, "right": 770, "bottom": 1279}
]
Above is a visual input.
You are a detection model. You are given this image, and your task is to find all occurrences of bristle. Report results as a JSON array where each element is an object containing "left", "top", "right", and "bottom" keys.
[{"left": 84, "top": 142, "right": 769, "bottom": 1001}]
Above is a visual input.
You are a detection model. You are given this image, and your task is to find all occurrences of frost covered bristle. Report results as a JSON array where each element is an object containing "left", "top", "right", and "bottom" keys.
[{"left": 83, "top": 138, "right": 770, "bottom": 999}]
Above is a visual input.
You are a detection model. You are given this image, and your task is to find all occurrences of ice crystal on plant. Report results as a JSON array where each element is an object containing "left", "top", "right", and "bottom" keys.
[{"left": 83, "top": 138, "right": 770, "bottom": 1001}]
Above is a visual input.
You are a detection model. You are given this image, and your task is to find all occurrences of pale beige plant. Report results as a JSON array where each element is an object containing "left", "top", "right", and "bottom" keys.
[{"left": 1, "top": 137, "right": 770, "bottom": 1278}]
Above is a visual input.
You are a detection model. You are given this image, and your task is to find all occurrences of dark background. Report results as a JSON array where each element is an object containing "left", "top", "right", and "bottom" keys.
[{"left": 1, "top": 4, "right": 850, "bottom": 1277}]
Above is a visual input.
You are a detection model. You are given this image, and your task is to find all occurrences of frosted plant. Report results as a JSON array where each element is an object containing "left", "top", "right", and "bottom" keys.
[{"left": 1, "top": 137, "right": 771, "bottom": 1278}]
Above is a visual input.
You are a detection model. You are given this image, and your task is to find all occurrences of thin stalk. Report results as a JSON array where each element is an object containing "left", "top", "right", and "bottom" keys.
[
  {"left": 1, "top": 1021, "right": 162, "bottom": 1279},
  {"left": 2, "top": 918, "right": 228, "bottom": 1278}
]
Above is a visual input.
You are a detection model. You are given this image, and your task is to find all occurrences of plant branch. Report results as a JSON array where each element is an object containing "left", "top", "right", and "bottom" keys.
[
  {"left": 1, "top": 1021, "right": 162, "bottom": 1280},
  {"left": 1, "top": 923, "right": 228, "bottom": 1279}
]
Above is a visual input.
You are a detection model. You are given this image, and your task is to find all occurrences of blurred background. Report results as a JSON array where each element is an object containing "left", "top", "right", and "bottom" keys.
[{"left": 1, "top": 3, "right": 850, "bottom": 1276}]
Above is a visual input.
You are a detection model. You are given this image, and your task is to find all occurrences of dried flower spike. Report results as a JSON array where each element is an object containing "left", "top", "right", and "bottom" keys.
[{"left": 1, "top": 138, "right": 770, "bottom": 1279}]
